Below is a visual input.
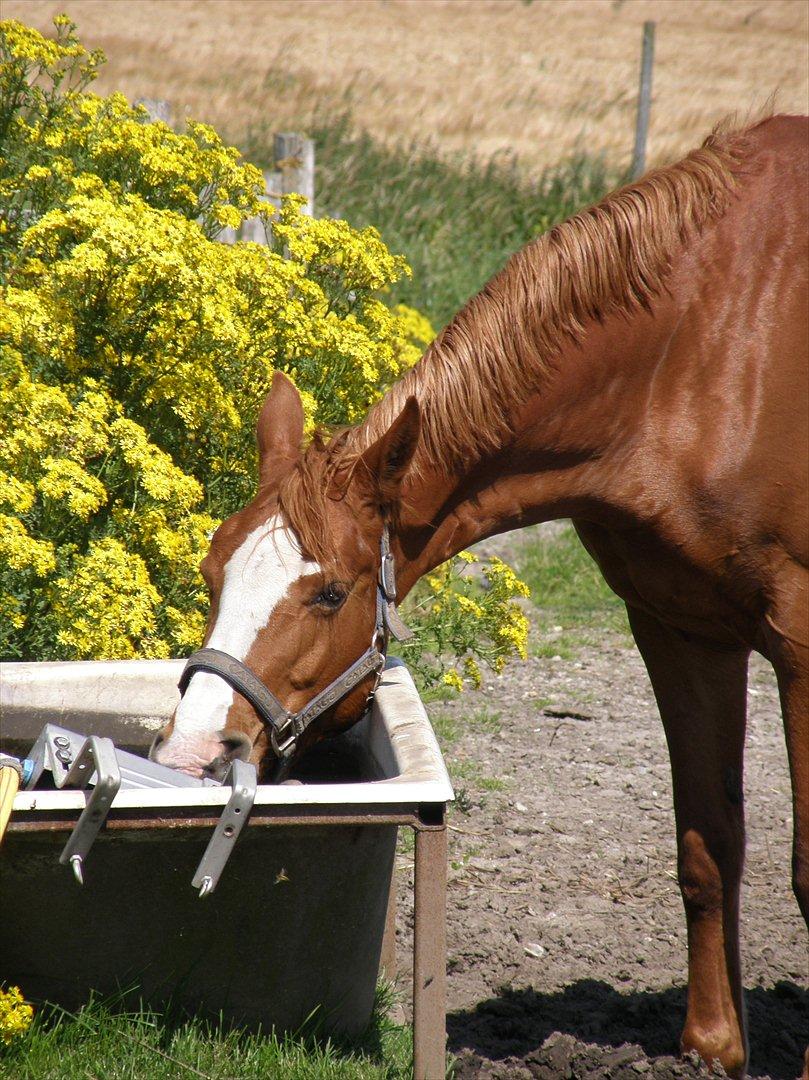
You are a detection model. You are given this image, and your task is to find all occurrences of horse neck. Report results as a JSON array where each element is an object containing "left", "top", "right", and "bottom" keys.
[
  {"left": 351, "top": 129, "right": 755, "bottom": 593},
  {"left": 391, "top": 292, "right": 678, "bottom": 596}
]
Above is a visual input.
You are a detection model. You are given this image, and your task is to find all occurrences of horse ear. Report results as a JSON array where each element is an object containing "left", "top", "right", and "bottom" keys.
[
  {"left": 359, "top": 396, "right": 421, "bottom": 510},
  {"left": 256, "top": 371, "right": 304, "bottom": 489}
]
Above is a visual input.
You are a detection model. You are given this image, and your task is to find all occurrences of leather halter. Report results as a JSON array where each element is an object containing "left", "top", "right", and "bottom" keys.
[{"left": 177, "top": 525, "right": 412, "bottom": 762}]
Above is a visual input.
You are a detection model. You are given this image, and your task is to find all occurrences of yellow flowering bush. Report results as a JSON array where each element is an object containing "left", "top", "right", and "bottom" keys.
[
  {"left": 0, "top": 986, "right": 33, "bottom": 1046},
  {"left": 398, "top": 552, "right": 531, "bottom": 691},
  {"left": 0, "top": 17, "right": 432, "bottom": 661},
  {"left": 0, "top": 16, "right": 530, "bottom": 688}
]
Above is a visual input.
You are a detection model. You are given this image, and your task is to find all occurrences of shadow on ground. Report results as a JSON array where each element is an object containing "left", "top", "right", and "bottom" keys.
[{"left": 447, "top": 980, "right": 807, "bottom": 1079}]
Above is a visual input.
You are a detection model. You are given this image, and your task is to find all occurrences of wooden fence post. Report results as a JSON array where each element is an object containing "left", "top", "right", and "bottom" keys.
[
  {"left": 234, "top": 135, "right": 315, "bottom": 244},
  {"left": 630, "top": 21, "right": 655, "bottom": 180},
  {"left": 134, "top": 98, "right": 173, "bottom": 125},
  {"left": 130, "top": 98, "right": 314, "bottom": 244},
  {"left": 274, "top": 133, "right": 315, "bottom": 217}
]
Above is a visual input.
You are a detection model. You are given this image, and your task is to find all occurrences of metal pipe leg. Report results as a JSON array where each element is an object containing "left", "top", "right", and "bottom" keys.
[
  {"left": 413, "top": 823, "right": 447, "bottom": 1080},
  {"left": 380, "top": 866, "right": 398, "bottom": 981}
]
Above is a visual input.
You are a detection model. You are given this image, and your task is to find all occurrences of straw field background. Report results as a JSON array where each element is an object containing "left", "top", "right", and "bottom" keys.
[{"left": 6, "top": 0, "right": 809, "bottom": 172}]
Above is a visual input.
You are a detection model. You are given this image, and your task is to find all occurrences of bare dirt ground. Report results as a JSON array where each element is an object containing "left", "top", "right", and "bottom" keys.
[{"left": 391, "top": 593, "right": 807, "bottom": 1078}]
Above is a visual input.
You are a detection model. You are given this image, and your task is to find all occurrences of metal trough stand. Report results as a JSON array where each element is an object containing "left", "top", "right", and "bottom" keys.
[
  {"left": 412, "top": 807, "right": 449, "bottom": 1080},
  {"left": 192, "top": 758, "right": 257, "bottom": 898},
  {"left": 1, "top": 658, "right": 453, "bottom": 1080},
  {"left": 58, "top": 737, "right": 121, "bottom": 884}
]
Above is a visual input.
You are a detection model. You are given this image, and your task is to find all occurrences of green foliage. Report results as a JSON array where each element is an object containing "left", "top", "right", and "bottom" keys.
[
  {"left": 246, "top": 112, "right": 616, "bottom": 329},
  {"left": 426, "top": 706, "right": 503, "bottom": 751},
  {"left": 397, "top": 552, "right": 531, "bottom": 693}
]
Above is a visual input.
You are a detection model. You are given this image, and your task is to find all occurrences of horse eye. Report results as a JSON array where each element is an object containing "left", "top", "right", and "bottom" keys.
[{"left": 314, "top": 583, "right": 348, "bottom": 610}]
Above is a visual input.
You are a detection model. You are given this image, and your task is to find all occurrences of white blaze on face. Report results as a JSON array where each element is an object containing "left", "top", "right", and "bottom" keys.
[{"left": 164, "top": 515, "right": 319, "bottom": 764}]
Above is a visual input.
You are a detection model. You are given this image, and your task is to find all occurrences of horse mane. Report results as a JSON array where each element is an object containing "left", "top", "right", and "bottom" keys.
[{"left": 279, "top": 120, "right": 755, "bottom": 563}]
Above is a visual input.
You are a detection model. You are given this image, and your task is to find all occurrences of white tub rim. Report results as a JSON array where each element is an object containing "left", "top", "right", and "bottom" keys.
[{"left": 1, "top": 657, "right": 454, "bottom": 814}]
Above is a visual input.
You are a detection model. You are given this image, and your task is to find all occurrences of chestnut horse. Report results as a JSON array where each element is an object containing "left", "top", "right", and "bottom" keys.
[{"left": 153, "top": 116, "right": 808, "bottom": 1077}]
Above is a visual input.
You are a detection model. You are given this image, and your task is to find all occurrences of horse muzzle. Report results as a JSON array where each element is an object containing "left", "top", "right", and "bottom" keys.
[{"left": 149, "top": 727, "right": 253, "bottom": 780}]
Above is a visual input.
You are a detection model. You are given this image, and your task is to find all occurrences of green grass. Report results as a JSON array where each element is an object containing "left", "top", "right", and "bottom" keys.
[
  {"left": 444, "top": 755, "right": 507, "bottom": 816},
  {"left": 418, "top": 708, "right": 506, "bottom": 813},
  {"left": 465, "top": 708, "right": 502, "bottom": 736},
  {"left": 450, "top": 758, "right": 506, "bottom": 793},
  {"left": 0, "top": 989, "right": 415, "bottom": 1080},
  {"left": 245, "top": 112, "right": 616, "bottom": 330},
  {"left": 419, "top": 683, "right": 457, "bottom": 706},
  {"left": 396, "top": 827, "right": 415, "bottom": 857},
  {"left": 516, "top": 524, "right": 630, "bottom": 641},
  {"left": 427, "top": 709, "right": 460, "bottom": 748},
  {"left": 427, "top": 707, "right": 503, "bottom": 752}
]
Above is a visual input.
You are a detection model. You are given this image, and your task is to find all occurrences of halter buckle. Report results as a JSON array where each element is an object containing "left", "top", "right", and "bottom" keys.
[{"left": 269, "top": 715, "right": 298, "bottom": 759}]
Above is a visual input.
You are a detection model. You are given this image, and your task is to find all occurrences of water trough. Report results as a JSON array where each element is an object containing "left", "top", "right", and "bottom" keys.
[{"left": 0, "top": 656, "right": 453, "bottom": 1079}]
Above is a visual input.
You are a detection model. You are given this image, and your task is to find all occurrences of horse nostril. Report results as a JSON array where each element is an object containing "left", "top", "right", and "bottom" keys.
[
  {"left": 202, "top": 731, "right": 253, "bottom": 781},
  {"left": 202, "top": 755, "right": 230, "bottom": 783},
  {"left": 219, "top": 730, "right": 252, "bottom": 763}
]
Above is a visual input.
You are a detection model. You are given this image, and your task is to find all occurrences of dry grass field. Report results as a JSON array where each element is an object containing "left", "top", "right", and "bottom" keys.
[{"left": 6, "top": 0, "right": 808, "bottom": 171}]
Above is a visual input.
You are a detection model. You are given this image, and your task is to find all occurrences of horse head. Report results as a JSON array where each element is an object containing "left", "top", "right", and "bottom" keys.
[{"left": 150, "top": 371, "right": 421, "bottom": 780}]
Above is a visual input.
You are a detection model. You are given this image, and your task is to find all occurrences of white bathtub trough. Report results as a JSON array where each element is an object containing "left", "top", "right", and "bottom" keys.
[{"left": 0, "top": 656, "right": 453, "bottom": 1056}]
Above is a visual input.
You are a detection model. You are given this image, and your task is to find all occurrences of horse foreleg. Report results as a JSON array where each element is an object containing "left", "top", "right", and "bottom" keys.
[
  {"left": 781, "top": 656, "right": 809, "bottom": 1080},
  {"left": 627, "top": 605, "right": 750, "bottom": 1078},
  {"left": 763, "top": 605, "right": 809, "bottom": 926},
  {"left": 761, "top": 590, "right": 809, "bottom": 1080}
]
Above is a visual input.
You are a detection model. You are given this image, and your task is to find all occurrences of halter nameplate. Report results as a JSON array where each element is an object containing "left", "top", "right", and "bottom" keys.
[{"left": 178, "top": 525, "right": 410, "bottom": 761}]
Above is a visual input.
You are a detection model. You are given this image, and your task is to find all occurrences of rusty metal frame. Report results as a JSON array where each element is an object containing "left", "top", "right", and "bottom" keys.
[
  {"left": 7, "top": 799, "right": 449, "bottom": 1080},
  {"left": 412, "top": 809, "right": 448, "bottom": 1080}
]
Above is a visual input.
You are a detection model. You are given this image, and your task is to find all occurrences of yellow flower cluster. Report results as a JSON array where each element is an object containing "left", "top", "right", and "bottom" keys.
[
  {"left": 270, "top": 197, "right": 433, "bottom": 425},
  {"left": 483, "top": 556, "right": 531, "bottom": 670},
  {"left": 52, "top": 538, "right": 166, "bottom": 659},
  {"left": 0, "top": 357, "right": 218, "bottom": 657},
  {"left": 0, "top": 16, "right": 90, "bottom": 67},
  {"left": 0, "top": 986, "right": 33, "bottom": 1046},
  {"left": 0, "top": 16, "right": 433, "bottom": 662},
  {"left": 442, "top": 669, "right": 464, "bottom": 692},
  {"left": 0, "top": 19, "right": 262, "bottom": 252},
  {"left": 400, "top": 550, "right": 531, "bottom": 692}
]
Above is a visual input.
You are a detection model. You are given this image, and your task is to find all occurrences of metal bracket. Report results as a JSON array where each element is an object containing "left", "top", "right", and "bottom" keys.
[
  {"left": 23, "top": 725, "right": 87, "bottom": 789},
  {"left": 58, "top": 737, "right": 121, "bottom": 885},
  {"left": 23, "top": 724, "right": 256, "bottom": 894},
  {"left": 23, "top": 724, "right": 220, "bottom": 791},
  {"left": 192, "top": 758, "right": 257, "bottom": 898}
]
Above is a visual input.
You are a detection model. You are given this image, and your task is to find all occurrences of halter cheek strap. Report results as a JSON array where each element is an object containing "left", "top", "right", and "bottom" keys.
[{"left": 177, "top": 525, "right": 412, "bottom": 761}]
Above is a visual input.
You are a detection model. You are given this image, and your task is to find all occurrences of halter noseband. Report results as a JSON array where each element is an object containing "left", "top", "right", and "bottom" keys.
[{"left": 177, "top": 525, "right": 412, "bottom": 762}]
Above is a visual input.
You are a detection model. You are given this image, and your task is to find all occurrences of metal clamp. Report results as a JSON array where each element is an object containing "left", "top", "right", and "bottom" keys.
[
  {"left": 58, "top": 737, "right": 121, "bottom": 885},
  {"left": 192, "top": 758, "right": 257, "bottom": 898},
  {"left": 269, "top": 716, "right": 298, "bottom": 759},
  {"left": 23, "top": 723, "right": 221, "bottom": 792},
  {"left": 23, "top": 724, "right": 255, "bottom": 895}
]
